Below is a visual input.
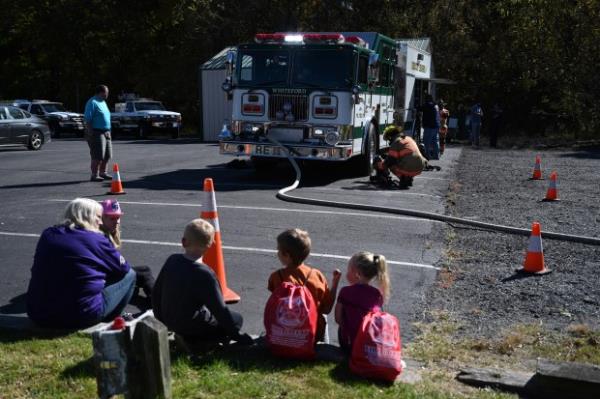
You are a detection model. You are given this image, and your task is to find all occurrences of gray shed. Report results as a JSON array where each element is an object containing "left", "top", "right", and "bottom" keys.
[{"left": 199, "top": 47, "right": 234, "bottom": 141}]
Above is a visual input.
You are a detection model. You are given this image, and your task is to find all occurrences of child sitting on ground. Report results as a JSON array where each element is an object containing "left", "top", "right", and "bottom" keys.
[
  {"left": 335, "top": 251, "right": 390, "bottom": 353},
  {"left": 153, "top": 219, "right": 252, "bottom": 344},
  {"left": 100, "top": 199, "right": 155, "bottom": 308},
  {"left": 267, "top": 228, "right": 341, "bottom": 342}
]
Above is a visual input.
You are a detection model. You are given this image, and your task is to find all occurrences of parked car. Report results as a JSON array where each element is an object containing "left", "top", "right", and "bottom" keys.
[
  {"left": 111, "top": 97, "right": 181, "bottom": 139},
  {"left": 0, "top": 105, "right": 51, "bottom": 150},
  {"left": 15, "top": 100, "right": 85, "bottom": 138}
]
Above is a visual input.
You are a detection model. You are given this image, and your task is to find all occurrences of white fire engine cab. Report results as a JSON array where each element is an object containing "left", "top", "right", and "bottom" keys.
[{"left": 219, "top": 32, "right": 402, "bottom": 175}]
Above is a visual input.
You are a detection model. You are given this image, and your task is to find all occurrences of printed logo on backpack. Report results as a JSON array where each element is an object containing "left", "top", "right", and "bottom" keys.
[
  {"left": 349, "top": 310, "right": 404, "bottom": 382},
  {"left": 264, "top": 269, "right": 318, "bottom": 359}
]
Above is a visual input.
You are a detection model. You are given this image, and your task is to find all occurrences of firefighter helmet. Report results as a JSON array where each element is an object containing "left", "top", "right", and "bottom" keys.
[{"left": 383, "top": 125, "right": 403, "bottom": 142}]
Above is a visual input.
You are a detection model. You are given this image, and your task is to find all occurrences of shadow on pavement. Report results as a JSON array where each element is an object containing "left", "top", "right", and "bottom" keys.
[
  {"left": 122, "top": 159, "right": 364, "bottom": 192},
  {"left": 0, "top": 180, "right": 86, "bottom": 190},
  {"left": 0, "top": 146, "right": 30, "bottom": 152},
  {"left": 559, "top": 149, "right": 600, "bottom": 159},
  {"left": 0, "top": 294, "right": 27, "bottom": 314},
  {"left": 112, "top": 137, "right": 205, "bottom": 144}
]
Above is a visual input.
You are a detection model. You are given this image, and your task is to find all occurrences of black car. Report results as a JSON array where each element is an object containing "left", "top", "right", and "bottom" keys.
[
  {"left": 0, "top": 105, "right": 51, "bottom": 150},
  {"left": 17, "top": 100, "right": 85, "bottom": 138}
]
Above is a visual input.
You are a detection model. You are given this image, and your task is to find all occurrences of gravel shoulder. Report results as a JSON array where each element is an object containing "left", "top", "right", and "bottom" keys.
[{"left": 422, "top": 145, "right": 600, "bottom": 337}]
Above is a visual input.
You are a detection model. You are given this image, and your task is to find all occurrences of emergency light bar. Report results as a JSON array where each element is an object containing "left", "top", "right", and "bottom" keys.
[
  {"left": 254, "top": 32, "right": 365, "bottom": 47},
  {"left": 254, "top": 33, "right": 286, "bottom": 43},
  {"left": 345, "top": 36, "right": 367, "bottom": 48},
  {"left": 303, "top": 33, "right": 345, "bottom": 44}
]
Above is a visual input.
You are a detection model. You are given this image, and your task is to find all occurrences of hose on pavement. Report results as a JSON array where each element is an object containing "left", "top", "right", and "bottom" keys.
[{"left": 266, "top": 136, "right": 600, "bottom": 246}]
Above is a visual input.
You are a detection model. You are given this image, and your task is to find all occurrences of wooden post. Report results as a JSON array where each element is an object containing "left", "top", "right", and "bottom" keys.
[
  {"left": 128, "top": 316, "right": 172, "bottom": 399},
  {"left": 92, "top": 329, "right": 130, "bottom": 399}
]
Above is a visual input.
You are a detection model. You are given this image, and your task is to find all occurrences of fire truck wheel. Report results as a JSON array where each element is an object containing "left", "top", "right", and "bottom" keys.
[{"left": 356, "top": 124, "right": 378, "bottom": 176}]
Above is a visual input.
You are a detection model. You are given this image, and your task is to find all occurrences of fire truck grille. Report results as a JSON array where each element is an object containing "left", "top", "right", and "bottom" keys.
[{"left": 268, "top": 94, "right": 308, "bottom": 121}]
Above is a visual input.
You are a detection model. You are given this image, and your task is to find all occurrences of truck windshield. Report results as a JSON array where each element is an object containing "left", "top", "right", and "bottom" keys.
[
  {"left": 42, "top": 103, "right": 66, "bottom": 112},
  {"left": 292, "top": 49, "right": 354, "bottom": 89},
  {"left": 237, "top": 50, "right": 289, "bottom": 86},
  {"left": 135, "top": 102, "right": 165, "bottom": 111}
]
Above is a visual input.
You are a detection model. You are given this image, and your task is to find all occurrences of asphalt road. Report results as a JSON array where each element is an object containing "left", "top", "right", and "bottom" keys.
[{"left": 0, "top": 137, "right": 461, "bottom": 341}]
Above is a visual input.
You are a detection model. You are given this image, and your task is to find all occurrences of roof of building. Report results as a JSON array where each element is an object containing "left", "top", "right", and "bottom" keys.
[
  {"left": 201, "top": 47, "right": 236, "bottom": 70},
  {"left": 396, "top": 37, "right": 432, "bottom": 54}
]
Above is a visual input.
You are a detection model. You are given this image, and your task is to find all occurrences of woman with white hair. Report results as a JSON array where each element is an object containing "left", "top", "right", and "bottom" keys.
[{"left": 26, "top": 198, "right": 136, "bottom": 328}]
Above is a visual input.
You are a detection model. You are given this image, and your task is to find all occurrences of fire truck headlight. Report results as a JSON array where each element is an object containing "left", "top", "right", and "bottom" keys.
[
  {"left": 283, "top": 102, "right": 292, "bottom": 113},
  {"left": 285, "top": 113, "right": 295, "bottom": 122},
  {"left": 325, "top": 131, "right": 340, "bottom": 146},
  {"left": 313, "top": 128, "right": 324, "bottom": 136}
]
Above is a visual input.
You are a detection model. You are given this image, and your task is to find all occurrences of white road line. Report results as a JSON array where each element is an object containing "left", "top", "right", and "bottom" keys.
[
  {"left": 48, "top": 199, "right": 441, "bottom": 223},
  {"left": 0, "top": 232, "right": 40, "bottom": 238},
  {"left": 0, "top": 231, "right": 440, "bottom": 271}
]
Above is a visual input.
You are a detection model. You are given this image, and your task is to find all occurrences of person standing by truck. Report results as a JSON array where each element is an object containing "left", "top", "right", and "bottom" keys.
[
  {"left": 84, "top": 85, "right": 112, "bottom": 182},
  {"left": 419, "top": 94, "right": 440, "bottom": 160},
  {"left": 470, "top": 101, "right": 484, "bottom": 148},
  {"left": 438, "top": 100, "right": 450, "bottom": 155}
]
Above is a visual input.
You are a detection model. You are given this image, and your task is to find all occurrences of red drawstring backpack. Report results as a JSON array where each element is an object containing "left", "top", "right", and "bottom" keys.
[
  {"left": 349, "top": 310, "right": 404, "bottom": 382},
  {"left": 264, "top": 269, "right": 318, "bottom": 360}
]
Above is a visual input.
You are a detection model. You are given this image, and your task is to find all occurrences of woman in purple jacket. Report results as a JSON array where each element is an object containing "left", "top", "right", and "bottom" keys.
[{"left": 27, "top": 198, "right": 136, "bottom": 328}]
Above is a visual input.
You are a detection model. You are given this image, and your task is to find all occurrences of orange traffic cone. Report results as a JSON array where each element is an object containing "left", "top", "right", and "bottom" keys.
[
  {"left": 106, "top": 163, "right": 126, "bottom": 195},
  {"left": 517, "top": 222, "right": 551, "bottom": 275},
  {"left": 201, "top": 178, "right": 240, "bottom": 303},
  {"left": 542, "top": 171, "right": 559, "bottom": 201},
  {"left": 531, "top": 155, "right": 543, "bottom": 180}
]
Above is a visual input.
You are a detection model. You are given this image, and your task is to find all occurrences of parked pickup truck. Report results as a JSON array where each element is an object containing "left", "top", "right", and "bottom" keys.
[
  {"left": 110, "top": 99, "right": 181, "bottom": 139},
  {"left": 15, "top": 100, "right": 85, "bottom": 138}
]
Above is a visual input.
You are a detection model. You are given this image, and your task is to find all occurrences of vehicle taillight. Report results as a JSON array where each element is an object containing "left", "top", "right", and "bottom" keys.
[
  {"left": 242, "top": 104, "right": 263, "bottom": 114},
  {"left": 242, "top": 93, "right": 265, "bottom": 116},
  {"left": 313, "top": 95, "right": 337, "bottom": 118},
  {"left": 315, "top": 107, "right": 335, "bottom": 115}
]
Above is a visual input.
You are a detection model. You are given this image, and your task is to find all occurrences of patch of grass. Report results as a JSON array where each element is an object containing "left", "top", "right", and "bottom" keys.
[
  {"left": 407, "top": 314, "right": 600, "bottom": 369},
  {"left": 0, "top": 328, "right": 516, "bottom": 399},
  {"left": 0, "top": 330, "right": 96, "bottom": 399},
  {"left": 9, "top": 317, "right": 595, "bottom": 399}
]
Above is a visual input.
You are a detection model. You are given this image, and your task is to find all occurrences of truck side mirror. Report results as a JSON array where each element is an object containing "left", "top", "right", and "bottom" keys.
[
  {"left": 352, "top": 85, "right": 361, "bottom": 104},
  {"left": 225, "top": 50, "right": 236, "bottom": 78},
  {"left": 222, "top": 80, "right": 232, "bottom": 93}
]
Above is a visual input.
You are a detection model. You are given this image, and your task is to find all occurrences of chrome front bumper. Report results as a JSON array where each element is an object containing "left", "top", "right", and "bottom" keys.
[{"left": 220, "top": 141, "right": 353, "bottom": 160}]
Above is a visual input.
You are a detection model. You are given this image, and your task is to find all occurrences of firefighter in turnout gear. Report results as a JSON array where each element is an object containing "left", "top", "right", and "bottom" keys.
[{"left": 372, "top": 124, "right": 426, "bottom": 189}]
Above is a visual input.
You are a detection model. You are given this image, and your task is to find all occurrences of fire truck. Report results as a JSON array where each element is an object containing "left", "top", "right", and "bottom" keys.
[{"left": 219, "top": 32, "right": 402, "bottom": 175}]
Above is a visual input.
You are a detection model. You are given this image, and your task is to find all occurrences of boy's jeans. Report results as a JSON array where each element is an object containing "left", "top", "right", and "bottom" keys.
[{"left": 423, "top": 127, "right": 440, "bottom": 160}]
